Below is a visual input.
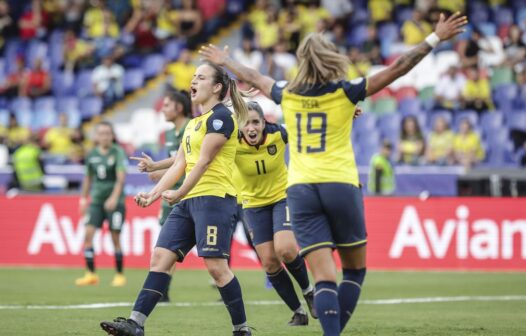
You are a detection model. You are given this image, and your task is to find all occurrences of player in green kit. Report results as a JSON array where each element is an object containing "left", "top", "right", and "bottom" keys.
[
  {"left": 130, "top": 89, "right": 192, "bottom": 301},
  {"left": 76, "top": 121, "right": 128, "bottom": 287}
]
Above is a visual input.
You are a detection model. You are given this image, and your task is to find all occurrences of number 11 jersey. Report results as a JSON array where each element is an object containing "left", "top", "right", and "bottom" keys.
[
  {"left": 271, "top": 78, "right": 367, "bottom": 187},
  {"left": 235, "top": 123, "right": 288, "bottom": 208}
]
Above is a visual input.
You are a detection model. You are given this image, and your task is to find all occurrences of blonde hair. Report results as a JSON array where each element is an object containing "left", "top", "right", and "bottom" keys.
[
  {"left": 205, "top": 61, "right": 249, "bottom": 127},
  {"left": 287, "top": 33, "right": 349, "bottom": 93}
]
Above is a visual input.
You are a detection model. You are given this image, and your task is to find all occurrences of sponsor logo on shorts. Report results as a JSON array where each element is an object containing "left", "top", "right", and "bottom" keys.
[
  {"left": 203, "top": 247, "right": 219, "bottom": 252},
  {"left": 267, "top": 144, "right": 277, "bottom": 155}
]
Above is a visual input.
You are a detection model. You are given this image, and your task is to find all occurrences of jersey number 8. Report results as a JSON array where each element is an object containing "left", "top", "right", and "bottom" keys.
[
  {"left": 296, "top": 112, "right": 327, "bottom": 153},
  {"left": 206, "top": 226, "right": 218, "bottom": 245}
]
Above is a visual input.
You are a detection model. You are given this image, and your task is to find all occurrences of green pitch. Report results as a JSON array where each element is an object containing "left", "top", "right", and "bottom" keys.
[{"left": 0, "top": 268, "right": 525, "bottom": 335}]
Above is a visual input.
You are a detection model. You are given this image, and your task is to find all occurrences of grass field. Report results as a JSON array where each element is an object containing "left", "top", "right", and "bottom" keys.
[{"left": 1, "top": 268, "right": 525, "bottom": 335}]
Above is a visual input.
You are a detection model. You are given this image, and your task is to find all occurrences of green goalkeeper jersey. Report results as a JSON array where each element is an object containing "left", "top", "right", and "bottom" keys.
[
  {"left": 165, "top": 120, "right": 189, "bottom": 191},
  {"left": 85, "top": 144, "right": 127, "bottom": 205}
]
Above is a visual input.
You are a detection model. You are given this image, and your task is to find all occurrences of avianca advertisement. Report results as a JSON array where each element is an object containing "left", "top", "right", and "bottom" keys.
[{"left": 0, "top": 196, "right": 525, "bottom": 270}]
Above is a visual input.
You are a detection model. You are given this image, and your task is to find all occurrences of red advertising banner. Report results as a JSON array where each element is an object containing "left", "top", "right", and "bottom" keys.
[{"left": 0, "top": 196, "right": 525, "bottom": 270}]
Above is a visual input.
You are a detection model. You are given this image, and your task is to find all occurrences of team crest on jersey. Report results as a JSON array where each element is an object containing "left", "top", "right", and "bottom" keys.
[
  {"left": 195, "top": 121, "right": 202, "bottom": 131},
  {"left": 212, "top": 119, "right": 223, "bottom": 130},
  {"left": 107, "top": 156, "right": 115, "bottom": 165},
  {"left": 267, "top": 145, "right": 277, "bottom": 155}
]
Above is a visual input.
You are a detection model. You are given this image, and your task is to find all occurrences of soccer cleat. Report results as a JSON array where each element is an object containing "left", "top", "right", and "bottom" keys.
[
  {"left": 100, "top": 317, "right": 144, "bottom": 336},
  {"left": 232, "top": 326, "right": 252, "bottom": 336},
  {"left": 75, "top": 272, "right": 99, "bottom": 286},
  {"left": 287, "top": 312, "right": 309, "bottom": 326},
  {"left": 111, "top": 274, "right": 127, "bottom": 287},
  {"left": 303, "top": 290, "right": 318, "bottom": 319}
]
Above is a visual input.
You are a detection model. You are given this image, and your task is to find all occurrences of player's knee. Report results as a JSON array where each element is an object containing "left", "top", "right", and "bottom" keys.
[
  {"left": 261, "top": 256, "right": 281, "bottom": 274},
  {"left": 276, "top": 245, "right": 297, "bottom": 263},
  {"left": 149, "top": 250, "right": 174, "bottom": 273},
  {"left": 205, "top": 260, "right": 232, "bottom": 284}
]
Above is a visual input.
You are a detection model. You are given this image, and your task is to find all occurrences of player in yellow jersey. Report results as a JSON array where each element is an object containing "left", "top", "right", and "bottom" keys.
[
  {"left": 100, "top": 62, "right": 253, "bottom": 336},
  {"left": 236, "top": 101, "right": 315, "bottom": 326},
  {"left": 201, "top": 12, "right": 467, "bottom": 336}
]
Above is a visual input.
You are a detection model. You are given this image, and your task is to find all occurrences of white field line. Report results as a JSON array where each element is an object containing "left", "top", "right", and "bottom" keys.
[{"left": 1, "top": 295, "right": 526, "bottom": 310}]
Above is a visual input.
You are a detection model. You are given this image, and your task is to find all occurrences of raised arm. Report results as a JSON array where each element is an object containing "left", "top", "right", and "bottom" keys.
[
  {"left": 366, "top": 12, "right": 467, "bottom": 97},
  {"left": 199, "top": 44, "right": 276, "bottom": 99}
]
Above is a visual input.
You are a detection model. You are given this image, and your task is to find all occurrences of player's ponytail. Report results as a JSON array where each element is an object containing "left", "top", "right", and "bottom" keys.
[
  {"left": 229, "top": 78, "right": 249, "bottom": 127},
  {"left": 288, "top": 33, "right": 349, "bottom": 93}
]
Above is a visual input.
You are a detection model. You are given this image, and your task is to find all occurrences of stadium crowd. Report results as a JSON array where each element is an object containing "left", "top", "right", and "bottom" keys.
[{"left": 1, "top": 0, "right": 526, "bottom": 191}]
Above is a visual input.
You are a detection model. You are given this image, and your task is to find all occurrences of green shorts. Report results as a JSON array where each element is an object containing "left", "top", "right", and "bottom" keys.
[{"left": 86, "top": 203, "right": 126, "bottom": 232}]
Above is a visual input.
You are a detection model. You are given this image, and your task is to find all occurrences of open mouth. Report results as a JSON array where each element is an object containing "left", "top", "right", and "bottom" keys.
[{"left": 190, "top": 87, "right": 197, "bottom": 98}]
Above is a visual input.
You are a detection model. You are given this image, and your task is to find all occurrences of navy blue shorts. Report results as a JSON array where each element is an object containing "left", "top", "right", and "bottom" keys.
[
  {"left": 287, "top": 183, "right": 366, "bottom": 256},
  {"left": 156, "top": 195, "right": 236, "bottom": 261},
  {"left": 243, "top": 199, "right": 291, "bottom": 246}
]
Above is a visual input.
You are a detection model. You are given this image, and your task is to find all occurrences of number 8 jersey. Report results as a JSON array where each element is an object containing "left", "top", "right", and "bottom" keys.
[
  {"left": 235, "top": 123, "right": 288, "bottom": 208},
  {"left": 271, "top": 78, "right": 367, "bottom": 187}
]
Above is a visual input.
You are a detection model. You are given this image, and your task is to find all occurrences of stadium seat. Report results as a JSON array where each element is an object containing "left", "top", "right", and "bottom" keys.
[
  {"left": 25, "top": 41, "right": 48, "bottom": 68},
  {"left": 490, "top": 67, "right": 514, "bottom": 88},
  {"left": 142, "top": 54, "right": 165, "bottom": 79},
  {"left": 395, "top": 6, "right": 413, "bottom": 25},
  {"left": 15, "top": 109, "right": 32, "bottom": 128},
  {"left": 428, "top": 110, "right": 453, "bottom": 129},
  {"left": 398, "top": 97, "right": 421, "bottom": 115},
  {"left": 493, "top": 7, "right": 514, "bottom": 27},
  {"left": 163, "top": 39, "right": 185, "bottom": 62},
  {"left": 79, "top": 96, "right": 103, "bottom": 119},
  {"left": 349, "top": 7, "right": 369, "bottom": 25},
  {"left": 10, "top": 97, "right": 32, "bottom": 113},
  {"left": 480, "top": 112, "right": 504, "bottom": 132},
  {"left": 75, "top": 70, "right": 95, "bottom": 97},
  {"left": 65, "top": 108, "right": 81, "bottom": 128},
  {"left": 33, "top": 109, "right": 58, "bottom": 130},
  {"left": 34, "top": 96, "right": 56, "bottom": 113},
  {"left": 353, "top": 113, "right": 377, "bottom": 135},
  {"left": 493, "top": 84, "right": 518, "bottom": 110},
  {"left": 377, "top": 23, "right": 399, "bottom": 42},
  {"left": 485, "top": 141, "right": 514, "bottom": 166},
  {"left": 478, "top": 22, "right": 497, "bottom": 36},
  {"left": 469, "top": 4, "right": 489, "bottom": 24},
  {"left": 373, "top": 97, "right": 398, "bottom": 114},
  {"left": 485, "top": 128, "right": 509, "bottom": 147},
  {"left": 506, "top": 111, "right": 526, "bottom": 131},
  {"left": 394, "top": 87, "right": 418, "bottom": 102},
  {"left": 52, "top": 71, "right": 75, "bottom": 97},
  {"left": 354, "top": 144, "right": 377, "bottom": 166},
  {"left": 358, "top": 129, "right": 380, "bottom": 148},
  {"left": 123, "top": 69, "right": 145, "bottom": 93},
  {"left": 347, "top": 25, "right": 369, "bottom": 47},
  {"left": 56, "top": 96, "right": 80, "bottom": 113},
  {"left": 0, "top": 109, "right": 9, "bottom": 126},
  {"left": 454, "top": 110, "right": 479, "bottom": 130},
  {"left": 378, "top": 113, "right": 401, "bottom": 136}
]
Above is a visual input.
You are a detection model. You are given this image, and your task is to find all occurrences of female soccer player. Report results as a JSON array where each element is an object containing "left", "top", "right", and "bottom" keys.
[
  {"left": 76, "top": 121, "right": 127, "bottom": 287},
  {"left": 100, "top": 62, "right": 252, "bottom": 336},
  {"left": 201, "top": 13, "right": 467, "bottom": 335},
  {"left": 130, "top": 89, "right": 192, "bottom": 302},
  {"left": 235, "top": 101, "right": 315, "bottom": 326}
]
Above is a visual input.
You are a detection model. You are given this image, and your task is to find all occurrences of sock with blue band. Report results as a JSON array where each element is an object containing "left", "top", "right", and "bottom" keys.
[
  {"left": 267, "top": 268, "right": 302, "bottom": 311},
  {"left": 217, "top": 276, "right": 247, "bottom": 328},
  {"left": 315, "top": 281, "right": 340, "bottom": 336},
  {"left": 339, "top": 268, "right": 366, "bottom": 331},
  {"left": 130, "top": 271, "right": 171, "bottom": 326}
]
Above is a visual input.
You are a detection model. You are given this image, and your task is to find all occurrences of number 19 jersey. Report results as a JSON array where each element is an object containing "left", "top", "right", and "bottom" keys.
[
  {"left": 271, "top": 78, "right": 367, "bottom": 187},
  {"left": 235, "top": 123, "right": 288, "bottom": 208}
]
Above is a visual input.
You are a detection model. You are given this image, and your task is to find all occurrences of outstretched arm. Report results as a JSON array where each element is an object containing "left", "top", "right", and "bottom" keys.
[
  {"left": 366, "top": 12, "right": 467, "bottom": 97},
  {"left": 199, "top": 45, "right": 276, "bottom": 99}
]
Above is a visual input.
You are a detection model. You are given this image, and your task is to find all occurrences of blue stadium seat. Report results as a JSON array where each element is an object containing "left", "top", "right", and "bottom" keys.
[
  {"left": 123, "top": 68, "right": 145, "bottom": 92},
  {"left": 485, "top": 128, "right": 509, "bottom": 147},
  {"left": 377, "top": 23, "right": 399, "bottom": 42},
  {"left": 493, "top": 84, "right": 518, "bottom": 110},
  {"left": 52, "top": 71, "right": 75, "bottom": 96},
  {"left": 485, "top": 142, "right": 514, "bottom": 167},
  {"left": 349, "top": 7, "right": 369, "bottom": 25},
  {"left": 469, "top": 4, "right": 489, "bottom": 24},
  {"left": 34, "top": 96, "right": 56, "bottom": 113},
  {"left": 163, "top": 39, "right": 185, "bottom": 62},
  {"left": 65, "top": 109, "right": 81, "bottom": 128},
  {"left": 25, "top": 41, "right": 47, "bottom": 68},
  {"left": 493, "top": 7, "right": 514, "bottom": 27},
  {"left": 4, "top": 40, "right": 21, "bottom": 73},
  {"left": 347, "top": 25, "right": 368, "bottom": 46},
  {"left": 395, "top": 7, "right": 413, "bottom": 25},
  {"left": 398, "top": 98, "right": 422, "bottom": 115},
  {"left": 478, "top": 22, "right": 496, "bottom": 36},
  {"left": 75, "top": 70, "right": 95, "bottom": 97},
  {"left": 353, "top": 113, "right": 377, "bottom": 135},
  {"left": 56, "top": 96, "right": 80, "bottom": 113},
  {"left": 428, "top": 111, "right": 453, "bottom": 129},
  {"left": 378, "top": 113, "right": 401, "bottom": 136},
  {"left": 15, "top": 109, "right": 32, "bottom": 128},
  {"left": 507, "top": 111, "right": 526, "bottom": 131},
  {"left": 355, "top": 144, "right": 377, "bottom": 166},
  {"left": 10, "top": 97, "right": 32, "bottom": 113},
  {"left": 79, "top": 96, "right": 103, "bottom": 119},
  {"left": 142, "top": 54, "right": 165, "bottom": 78},
  {"left": 358, "top": 129, "right": 380, "bottom": 149},
  {"left": 33, "top": 109, "right": 58, "bottom": 130},
  {"left": 0, "top": 109, "right": 9, "bottom": 126},
  {"left": 480, "top": 112, "right": 503, "bottom": 132},
  {"left": 454, "top": 110, "right": 479, "bottom": 130}
]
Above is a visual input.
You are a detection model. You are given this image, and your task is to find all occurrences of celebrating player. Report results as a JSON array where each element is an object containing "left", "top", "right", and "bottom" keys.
[
  {"left": 201, "top": 12, "right": 467, "bottom": 335},
  {"left": 130, "top": 89, "right": 192, "bottom": 302},
  {"left": 76, "top": 121, "right": 127, "bottom": 287},
  {"left": 100, "top": 62, "right": 252, "bottom": 336},
  {"left": 236, "top": 101, "right": 316, "bottom": 325}
]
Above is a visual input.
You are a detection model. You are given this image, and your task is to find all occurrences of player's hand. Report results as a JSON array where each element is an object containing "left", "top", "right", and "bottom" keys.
[
  {"left": 129, "top": 152, "right": 155, "bottom": 172},
  {"left": 104, "top": 197, "right": 118, "bottom": 212},
  {"left": 161, "top": 190, "right": 181, "bottom": 206},
  {"left": 354, "top": 105, "right": 363, "bottom": 119},
  {"left": 434, "top": 12, "right": 468, "bottom": 42},
  {"left": 134, "top": 191, "right": 160, "bottom": 208},
  {"left": 199, "top": 44, "right": 229, "bottom": 66}
]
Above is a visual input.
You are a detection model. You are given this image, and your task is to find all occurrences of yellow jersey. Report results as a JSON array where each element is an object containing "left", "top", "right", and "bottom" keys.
[
  {"left": 231, "top": 164, "right": 243, "bottom": 205},
  {"left": 271, "top": 78, "right": 367, "bottom": 187},
  {"left": 181, "top": 103, "right": 238, "bottom": 200},
  {"left": 235, "top": 123, "right": 288, "bottom": 208}
]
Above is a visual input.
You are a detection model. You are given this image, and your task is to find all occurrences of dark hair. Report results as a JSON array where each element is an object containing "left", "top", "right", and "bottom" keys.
[
  {"left": 401, "top": 115, "right": 423, "bottom": 140},
  {"left": 247, "top": 101, "right": 264, "bottom": 119},
  {"left": 166, "top": 89, "right": 192, "bottom": 118},
  {"left": 96, "top": 120, "right": 117, "bottom": 143},
  {"left": 204, "top": 61, "right": 248, "bottom": 126}
]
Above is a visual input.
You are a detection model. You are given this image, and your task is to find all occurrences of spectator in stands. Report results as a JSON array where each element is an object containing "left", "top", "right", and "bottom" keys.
[
  {"left": 362, "top": 25, "right": 383, "bottom": 65},
  {"left": 321, "top": 0, "right": 353, "bottom": 20},
  {"left": 6, "top": 114, "right": 30, "bottom": 153},
  {"left": 247, "top": 0, "right": 268, "bottom": 39},
  {"left": 84, "top": 0, "right": 119, "bottom": 39},
  {"left": 63, "top": 29, "right": 95, "bottom": 72},
  {"left": 401, "top": 9, "right": 432, "bottom": 46},
  {"left": 272, "top": 40, "right": 297, "bottom": 81},
  {"left": 453, "top": 118, "right": 484, "bottom": 169},
  {"left": 398, "top": 115, "right": 425, "bottom": 165},
  {"left": 514, "top": 68, "right": 526, "bottom": 109},
  {"left": 124, "top": 4, "right": 159, "bottom": 54},
  {"left": 69, "top": 127, "right": 86, "bottom": 164},
  {"left": 92, "top": 54, "right": 124, "bottom": 107},
  {"left": 369, "top": 0, "right": 393, "bottom": 24},
  {"left": 434, "top": 65, "right": 466, "bottom": 110},
  {"left": 177, "top": 0, "right": 203, "bottom": 49},
  {"left": 462, "top": 66, "right": 494, "bottom": 113},
  {"left": 0, "top": 0, "right": 15, "bottom": 54},
  {"left": 19, "top": 58, "right": 51, "bottom": 98},
  {"left": 425, "top": 116, "right": 454, "bottom": 165},
  {"left": 347, "top": 47, "right": 371, "bottom": 80},
  {"left": 11, "top": 132, "right": 45, "bottom": 191},
  {"left": 18, "top": 0, "right": 48, "bottom": 41},
  {"left": 106, "top": 0, "right": 132, "bottom": 26},
  {"left": 196, "top": 0, "right": 225, "bottom": 37},
  {"left": 58, "top": 0, "right": 88, "bottom": 32},
  {"left": 43, "top": 113, "right": 74, "bottom": 163},
  {"left": 280, "top": 3, "right": 301, "bottom": 52},
  {"left": 298, "top": 0, "right": 332, "bottom": 38},
  {"left": 233, "top": 37, "right": 263, "bottom": 71},
  {"left": 165, "top": 49, "right": 196, "bottom": 92},
  {"left": 257, "top": 5, "right": 279, "bottom": 50},
  {"left": 503, "top": 24, "right": 526, "bottom": 71},
  {"left": 155, "top": 0, "right": 178, "bottom": 40},
  {"left": 330, "top": 21, "right": 349, "bottom": 53},
  {"left": 515, "top": 140, "right": 526, "bottom": 167},
  {"left": 368, "top": 140, "right": 395, "bottom": 195},
  {"left": 459, "top": 28, "right": 493, "bottom": 68},
  {"left": 0, "top": 57, "right": 26, "bottom": 98}
]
